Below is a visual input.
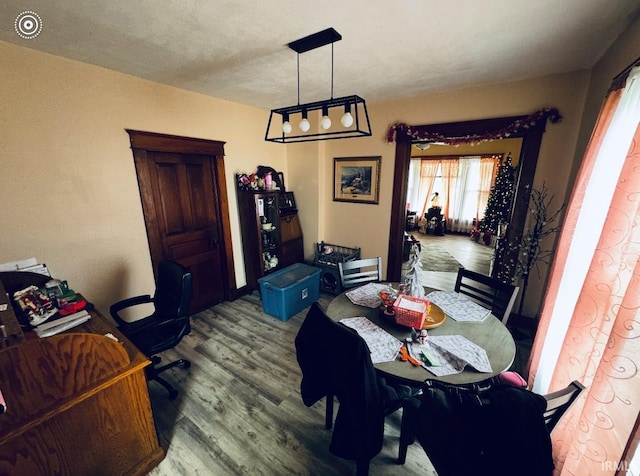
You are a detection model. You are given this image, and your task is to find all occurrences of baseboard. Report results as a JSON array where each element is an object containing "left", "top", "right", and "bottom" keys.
[{"left": 231, "top": 285, "right": 249, "bottom": 300}]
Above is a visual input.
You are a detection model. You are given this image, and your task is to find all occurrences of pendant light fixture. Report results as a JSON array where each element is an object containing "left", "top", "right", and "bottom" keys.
[{"left": 265, "top": 28, "right": 372, "bottom": 143}]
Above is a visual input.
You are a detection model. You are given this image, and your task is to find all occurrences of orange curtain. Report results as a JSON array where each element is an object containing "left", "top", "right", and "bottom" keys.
[
  {"left": 528, "top": 69, "right": 640, "bottom": 475},
  {"left": 476, "top": 157, "right": 499, "bottom": 224}
]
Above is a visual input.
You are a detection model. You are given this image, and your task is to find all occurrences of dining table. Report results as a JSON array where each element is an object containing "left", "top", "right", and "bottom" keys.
[{"left": 325, "top": 285, "right": 517, "bottom": 385}]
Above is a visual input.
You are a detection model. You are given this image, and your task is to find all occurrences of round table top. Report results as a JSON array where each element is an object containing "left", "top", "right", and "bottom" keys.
[{"left": 326, "top": 287, "right": 516, "bottom": 385}]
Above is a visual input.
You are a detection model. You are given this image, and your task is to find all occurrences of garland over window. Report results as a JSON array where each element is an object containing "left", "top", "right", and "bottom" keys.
[{"left": 386, "top": 108, "right": 562, "bottom": 145}]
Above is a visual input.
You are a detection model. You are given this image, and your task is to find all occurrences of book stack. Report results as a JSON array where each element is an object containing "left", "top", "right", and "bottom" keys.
[{"left": 33, "top": 310, "right": 91, "bottom": 338}]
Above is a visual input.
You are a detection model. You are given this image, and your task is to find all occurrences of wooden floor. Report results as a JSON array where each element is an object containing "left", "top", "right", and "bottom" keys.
[
  {"left": 147, "top": 291, "right": 438, "bottom": 476},
  {"left": 407, "top": 232, "right": 496, "bottom": 291},
  {"left": 147, "top": 235, "right": 531, "bottom": 475}
]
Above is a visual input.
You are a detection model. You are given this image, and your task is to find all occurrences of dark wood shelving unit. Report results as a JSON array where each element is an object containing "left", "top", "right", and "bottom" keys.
[{"left": 236, "top": 189, "right": 303, "bottom": 292}]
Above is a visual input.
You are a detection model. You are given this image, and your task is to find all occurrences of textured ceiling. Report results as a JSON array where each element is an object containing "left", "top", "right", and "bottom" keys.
[{"left": 2, "top": 1, "right": 640, "bottom": 110}]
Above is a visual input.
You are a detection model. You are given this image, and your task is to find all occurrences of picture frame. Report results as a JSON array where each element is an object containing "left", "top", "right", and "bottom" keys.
[{"left": 333, "top": 156, "right": 381, "bottom": 204}]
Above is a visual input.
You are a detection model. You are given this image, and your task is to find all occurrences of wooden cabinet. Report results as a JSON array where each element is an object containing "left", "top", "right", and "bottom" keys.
[
  {"left": 280, "top": 212, "right": 303, "bottom": 266},
  {"left": 237, "top": 190, "right": 304, "bottom": 292}
]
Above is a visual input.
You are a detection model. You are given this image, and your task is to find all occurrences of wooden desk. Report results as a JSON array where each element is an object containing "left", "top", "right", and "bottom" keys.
[
  {"left": 0, "top": 280, "right": 164, "bottom": 475},
  {"left": 326, "top": 288, "right": 516, "bottom": 385}
]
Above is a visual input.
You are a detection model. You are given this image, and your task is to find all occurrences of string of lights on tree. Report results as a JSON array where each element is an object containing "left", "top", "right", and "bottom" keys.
[
  {"left": 479, "top": 154, "right": 516, "bottom": 234},
  {"left": 496, "top": 183, "right": 566, "bottom": 318},
  {"left": 386, "top": 107, "right": 562, "bottom": 144}
]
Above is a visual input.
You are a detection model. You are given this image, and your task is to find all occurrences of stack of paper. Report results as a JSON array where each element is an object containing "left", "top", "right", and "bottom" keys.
[
  {"left": 0, "top": 257, "right": 50, "bottom": 276},
  {"left": 34, "top": 310, "right": 91, "bottom": 338}
]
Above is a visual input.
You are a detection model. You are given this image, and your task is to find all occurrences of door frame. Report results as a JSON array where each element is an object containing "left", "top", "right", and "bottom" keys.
[
  {"left": 387, "top": 115, "right": 549, "bottom": 283},
  {"left": 126, "top": 129, "right": 236, "bottom": 300}
]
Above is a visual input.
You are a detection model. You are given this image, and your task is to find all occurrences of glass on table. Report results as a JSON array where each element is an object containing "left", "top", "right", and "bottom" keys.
[{"left": 378, "top": 289, "right": 398, "bottom": 316}]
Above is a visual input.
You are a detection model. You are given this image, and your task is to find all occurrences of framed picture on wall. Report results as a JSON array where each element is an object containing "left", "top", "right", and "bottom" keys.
[{"left": 333, "top": 156, "right": 381, "bottom": 204}]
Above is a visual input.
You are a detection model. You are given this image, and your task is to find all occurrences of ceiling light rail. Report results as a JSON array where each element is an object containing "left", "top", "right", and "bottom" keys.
[{"left": 265, "top": 28, "right": 372, "bottom": 143}]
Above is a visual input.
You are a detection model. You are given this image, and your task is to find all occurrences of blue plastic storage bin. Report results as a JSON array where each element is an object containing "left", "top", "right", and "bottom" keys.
[{"left": 258, "top": 263, "right": 321, "bottom": 321}]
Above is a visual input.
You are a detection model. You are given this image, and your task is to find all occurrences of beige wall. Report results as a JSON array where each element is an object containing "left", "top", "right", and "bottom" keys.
[
  {"left": 3, "top": 11, "right": 638, "bottom": 320},
  {"left": 302, "top": 72, "right": 590, "bottom": 316},
  {"left": 283, "top": 140, "right": 322, "bottom": 263},
  {"left": 1, "top": 38, "right": 587, "bottom": 319},
  {"left": 0, "top": 41, "right": 286, "bottom": 314}
]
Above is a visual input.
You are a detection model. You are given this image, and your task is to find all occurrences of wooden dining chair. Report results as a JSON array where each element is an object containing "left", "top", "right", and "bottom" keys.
[
  {"left": 295, "top": 302, "right": 415, "bottom": 475},
  {"left": 338, "top": 257, "right": 383, "bottom": 290},
  {"left": 397, "top": 379, "right": 585, "bottom": 472},
  {"left": 454, "top": 267, "right": 519, "bottom": 324},
  {"left": 543, "top": 380, "right": 585, "bottom": 432}
]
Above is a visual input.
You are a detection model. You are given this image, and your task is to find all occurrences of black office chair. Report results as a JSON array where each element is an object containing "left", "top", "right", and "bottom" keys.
[
  {"left": 295, "top": 302, "right": 415, "bottom": 475},
  {"left": 454, "top": 267, "right": 519, "bottom": 325},
  {"left": 110, "top": 259, "right": 193, "bottom": 399}
]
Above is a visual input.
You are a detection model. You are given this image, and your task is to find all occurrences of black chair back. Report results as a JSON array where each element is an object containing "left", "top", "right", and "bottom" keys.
[
  {"left": 543, "top": 380, "right": 585, "bottom": 432},
  {"left": 154, "top": 259, "right": 193, "bottom": 320},
  {"left": 413, "top": 381, "right": 554, "bottom": 476},
  {"left": 454, "top": 267, "right": 519, "bottom": 324}
]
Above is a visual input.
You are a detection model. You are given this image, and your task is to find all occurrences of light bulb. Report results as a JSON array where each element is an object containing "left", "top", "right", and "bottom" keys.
[
  {"left": 320, "top": 105, "right": 331, "bottom": 130},
  {"left": 282, "top": 121, "right": 292, "bottom": 134},
  {"left": 341, "top": 112, "right": 353, "bottom": 127},
  {"left": 299, "top": 118, "right": 310, "bottom": 132}
]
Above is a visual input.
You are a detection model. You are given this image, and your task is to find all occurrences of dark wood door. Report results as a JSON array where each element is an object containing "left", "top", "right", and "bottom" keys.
[
  {"left": 146, "top": 152, "right": 224, "bottom": 311},
  {"left": 127, "top": 130, "right": 235, "bottom": 314}
]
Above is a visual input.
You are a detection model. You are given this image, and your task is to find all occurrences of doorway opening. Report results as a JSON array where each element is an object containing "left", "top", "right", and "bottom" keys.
[{"left": 387, "top": 113, "right": 557, "bottom": 285}]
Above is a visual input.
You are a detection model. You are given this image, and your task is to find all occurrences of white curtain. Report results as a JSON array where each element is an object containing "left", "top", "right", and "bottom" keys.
[
  {"left": 408, "top": 158, "right": 440, "bottom": 218},
  {"left": 406, "top": 158, "right": 423, "bottom": 212},
  {"left": 446, "top": 157, "right": 480, "bottom": 233},
  {"left": 410, "top": 156, "right": 497, "bottom": 233}
]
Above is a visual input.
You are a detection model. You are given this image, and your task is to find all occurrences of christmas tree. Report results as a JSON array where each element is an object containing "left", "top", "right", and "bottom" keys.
[
  {"left": 479, "top": 154, "right": 516, "bottom": 234},
  {"left": 404, "top": 243, "right": 425, "bottom": 298}
]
